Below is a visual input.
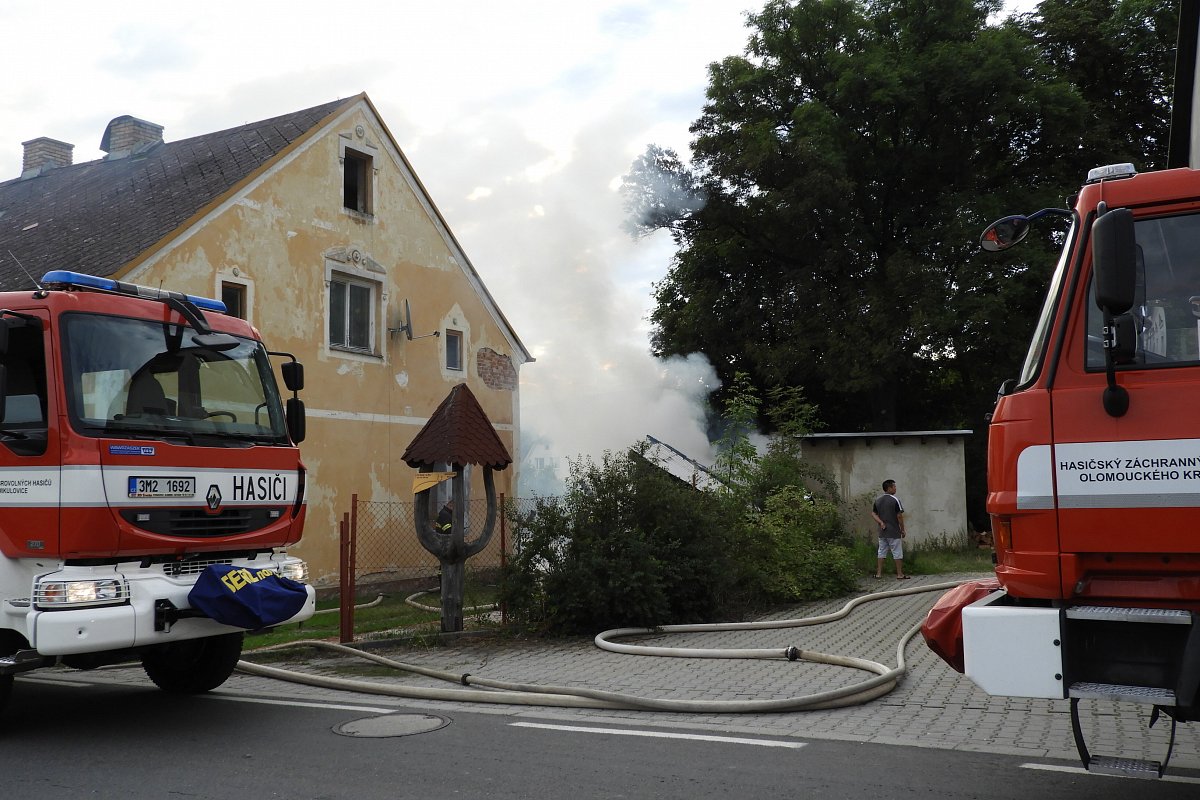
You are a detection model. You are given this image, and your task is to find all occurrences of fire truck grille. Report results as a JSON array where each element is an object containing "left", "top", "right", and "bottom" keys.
[
  {"left": 160, "top": 558, "right": 232, "bottom": 577},
  {"left": 119, "top": 507, "right": 286, "bottom": 537}
]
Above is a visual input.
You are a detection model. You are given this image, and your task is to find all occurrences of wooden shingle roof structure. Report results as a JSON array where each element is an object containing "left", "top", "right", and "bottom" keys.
[
  {"left": 0, "top": 97, "right": 350, "bottom": 290},
  {"left": 403, "top": 383, "right": 512, "bottom": 470}
]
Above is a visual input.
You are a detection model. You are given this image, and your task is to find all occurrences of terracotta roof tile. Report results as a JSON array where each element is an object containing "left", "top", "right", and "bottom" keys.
[{"left": 403, "top": 383, "right": 512, "bottom": 470}]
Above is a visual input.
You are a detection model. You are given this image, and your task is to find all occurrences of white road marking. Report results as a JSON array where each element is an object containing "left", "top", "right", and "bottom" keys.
[
  {"left": 16, "top": 676, "right": 95, "bottom": 688},
  {"left": 511, "top": 721, "right": 806, "bottom": 749},
  {"left": 1021, "top": 763, "right": 1200, "bottom": 785},
  {"left": 207, "top": 694, "right": 398, "bottom": 714}
]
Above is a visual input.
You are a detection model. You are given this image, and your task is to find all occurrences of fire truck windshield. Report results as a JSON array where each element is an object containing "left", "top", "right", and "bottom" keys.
[{"left": 61, "top": 312, "right": 288, "bottom": 443}]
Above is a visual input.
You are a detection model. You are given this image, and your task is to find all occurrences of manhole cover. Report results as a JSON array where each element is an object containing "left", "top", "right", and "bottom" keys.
[{"left": 334, "top": 713, "right": 450, "bottom": 738}]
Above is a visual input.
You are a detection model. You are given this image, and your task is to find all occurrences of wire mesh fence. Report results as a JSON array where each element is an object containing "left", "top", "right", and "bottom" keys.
[{"left": 348, "top": 494, "right": 542, "bottom": 596}]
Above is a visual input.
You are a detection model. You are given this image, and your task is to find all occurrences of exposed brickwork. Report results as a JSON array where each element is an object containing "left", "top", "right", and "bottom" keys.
[
  {"left": 100, "top": 116, "right": 164, "bottom": 155},
  {"left": 476, "top": 347, "right": 517, "bottom": 391},
  {"left": 21, "top": 137, "right": 73, "bottom": 173}
]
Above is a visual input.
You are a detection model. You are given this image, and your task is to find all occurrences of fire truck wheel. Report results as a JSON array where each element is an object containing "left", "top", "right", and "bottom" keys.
[{"left": 141, "top": 632, "right": 244, "bottom": 694}]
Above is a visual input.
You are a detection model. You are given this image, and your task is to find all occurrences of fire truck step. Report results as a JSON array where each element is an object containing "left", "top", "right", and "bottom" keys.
[
  {"left": 1065, "top": 606, "right": 1192, "bottom": 625},
  {"left": 1086, "top": 755, "right": 1162, "bottom": 779},
  {"left": 0, "top": 649, "right": 53, "bottom": 675},
  {"left": 1069, "top": 681, "right": 1176, "bottom": 705}
]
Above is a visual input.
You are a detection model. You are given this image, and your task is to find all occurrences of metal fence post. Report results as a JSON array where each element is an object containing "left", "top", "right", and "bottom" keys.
[
  {"left": 339, "top": 508, "right": 355, "bottom": 643},
  {"left": 499, "top": 492, "right": 507, "bottom": 625}
]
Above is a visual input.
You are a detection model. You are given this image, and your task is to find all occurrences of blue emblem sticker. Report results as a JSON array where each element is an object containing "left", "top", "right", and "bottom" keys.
[{"left": 109, "top": 444, "right": 156, "bottom": 456}]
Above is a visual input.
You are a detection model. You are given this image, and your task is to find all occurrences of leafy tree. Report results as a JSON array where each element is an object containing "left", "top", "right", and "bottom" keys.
[
  {"left": 1023, "top": 0, "right": 1177, "bottom": 172},
  {"left": 626, "top": 0, "right": 1180, "bottom": 529},
  {"left": 711, "top": 372, "right": 762, "bottom": 487},
  {"left": 626, "top": 0, "right": 1090, "bottom": 435}
]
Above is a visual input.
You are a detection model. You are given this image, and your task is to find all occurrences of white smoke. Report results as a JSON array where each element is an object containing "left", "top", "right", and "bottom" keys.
[{"left": 398, "top": 106, "right": 725, "bottom": 493}]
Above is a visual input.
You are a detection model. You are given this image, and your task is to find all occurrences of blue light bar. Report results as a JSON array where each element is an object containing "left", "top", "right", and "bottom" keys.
[{"left": 41, "top": 270, "right": 227, "bottom": 313}]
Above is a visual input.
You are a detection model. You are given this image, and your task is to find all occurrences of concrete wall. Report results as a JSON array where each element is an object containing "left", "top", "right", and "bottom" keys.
[
  {"left": 800, "top": 432, "right": 970, "bottom": 546},
  {"left": 118, "top": 99, "right": 527, "bottom": 587}
]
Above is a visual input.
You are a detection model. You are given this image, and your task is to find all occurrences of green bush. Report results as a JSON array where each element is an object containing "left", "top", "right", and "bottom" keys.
[
  {"left": 738, "top": 486, "right": 858, "bottom": 601},
  {"left": 500, "top": 450, "right": 740, "bottom": 635}
]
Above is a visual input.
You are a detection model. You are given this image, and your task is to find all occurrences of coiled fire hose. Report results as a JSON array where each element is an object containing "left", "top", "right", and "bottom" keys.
[{"left": 236, "top": 580, "right": 964, "bottom": 713}]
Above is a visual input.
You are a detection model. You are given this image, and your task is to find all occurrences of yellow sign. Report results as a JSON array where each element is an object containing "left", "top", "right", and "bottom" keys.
[{"left": 412, "top": 472, "right": 456, "bottom": 494}]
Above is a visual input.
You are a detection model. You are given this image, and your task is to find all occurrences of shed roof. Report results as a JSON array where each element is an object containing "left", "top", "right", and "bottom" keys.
[
  {"left": 403, "top": 383, "right": 512, "bottom": 470},
  {"left": 801, "top": 430, "right": 973, "bottom": 444}
]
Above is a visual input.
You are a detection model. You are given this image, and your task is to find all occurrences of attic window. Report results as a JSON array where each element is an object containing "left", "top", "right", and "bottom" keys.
[
  {"left": 221, "top": 282, "right": 247, "bottom": 320},
  {"left": 343, "top": 148, "right": 373, "bottom": 214}
]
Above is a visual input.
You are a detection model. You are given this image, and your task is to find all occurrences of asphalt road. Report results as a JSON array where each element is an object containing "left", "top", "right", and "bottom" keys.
[{"left": 4, "top": 675, "right": 1200, "bottom": 799}]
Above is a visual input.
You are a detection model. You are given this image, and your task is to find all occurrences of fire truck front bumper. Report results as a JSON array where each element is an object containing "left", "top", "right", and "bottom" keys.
[
  {"left": 25, "top": 556, "right": 316, "bottom": 656},
  {"left": 961, "top": 589, "right": 1065, "bottom": 698}
]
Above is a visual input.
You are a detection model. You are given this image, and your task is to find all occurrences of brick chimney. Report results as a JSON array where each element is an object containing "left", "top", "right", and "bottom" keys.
[
  {"left": 100, "top": 115, "right": 164, "bottom": 159},
  {"left": 21, "top": 137, "right": 74, "bottom": 178}
]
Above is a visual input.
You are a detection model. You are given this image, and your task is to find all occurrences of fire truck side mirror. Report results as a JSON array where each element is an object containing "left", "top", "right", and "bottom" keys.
[
  {"left": 980, "top": 215, "right": 1031, "bottom": 252},
  {"left": 286, "top": 397, "right": 306, "bottom": 444},
  {"left": 0, "top": 363, "right": 7, "bottom": 422},
  {"left": 280, "top": 361, "right": 304, "bottom": 392},
  {"left": 1093, "top": 207, "right": 1137, "bottom": 314},
  {"left": 0, "top": 319, "right": 10, "bottom": 356}
]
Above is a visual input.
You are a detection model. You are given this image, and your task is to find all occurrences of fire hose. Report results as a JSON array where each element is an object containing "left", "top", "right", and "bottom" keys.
[{"left": 235, "top": 579, "right": 965, "bottom": 713}]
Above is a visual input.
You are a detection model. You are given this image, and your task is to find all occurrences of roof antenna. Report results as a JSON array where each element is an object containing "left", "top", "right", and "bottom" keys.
[{"left": 6, "top": 250, "right": 45, "bottom": 295}]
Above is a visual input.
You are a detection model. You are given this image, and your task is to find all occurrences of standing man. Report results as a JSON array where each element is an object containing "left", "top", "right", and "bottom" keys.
[{"left": 872, "top": 479, "right": 908, "bottom": 580}]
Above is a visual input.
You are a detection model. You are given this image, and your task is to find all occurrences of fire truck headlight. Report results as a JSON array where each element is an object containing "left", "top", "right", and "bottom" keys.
[
  {"left": 277, "top": 560, "right": 309, "bottom": 583},
  {"left": 36, "top": 579, "right": 130, "bottom": 609}
]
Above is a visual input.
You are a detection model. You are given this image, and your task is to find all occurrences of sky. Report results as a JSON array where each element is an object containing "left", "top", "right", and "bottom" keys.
[{"left": 0, "top": 1, "right": 757, "bottom": 484}]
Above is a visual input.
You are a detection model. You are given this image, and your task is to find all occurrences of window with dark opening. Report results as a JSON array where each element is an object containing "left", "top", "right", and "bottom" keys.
[
  {"left": 221, "top": 282, "right": 246, "bottom": 320},
  {"left": 343, "top": 149, "right": 372, "bottom": 214}
]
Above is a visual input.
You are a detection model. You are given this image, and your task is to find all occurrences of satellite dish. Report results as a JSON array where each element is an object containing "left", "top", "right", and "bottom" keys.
[{"left": 389, "top": 299, "right": 441, "bottom": 341}]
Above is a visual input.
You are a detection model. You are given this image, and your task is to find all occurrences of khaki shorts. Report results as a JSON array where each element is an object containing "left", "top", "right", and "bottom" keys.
[{"left": 877, "top": 537, "right": 903, "bottom": 559}]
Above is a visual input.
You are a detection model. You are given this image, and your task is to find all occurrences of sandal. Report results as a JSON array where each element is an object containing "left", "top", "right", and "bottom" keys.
[{"left": 896, "top": 575, "right": 911, "bottom": 580}]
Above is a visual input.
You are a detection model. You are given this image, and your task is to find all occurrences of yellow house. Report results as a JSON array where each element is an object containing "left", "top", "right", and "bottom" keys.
[{"left": 0, "top": 93, "right": 531, "bottom": 587}]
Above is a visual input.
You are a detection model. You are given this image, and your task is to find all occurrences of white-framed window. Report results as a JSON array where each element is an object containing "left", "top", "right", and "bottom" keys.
[
  {"left": 329, "top": 273, "right": 379, "bottom": 353},
  {"left": 445, "top": 329, "right": 463, "bottom": 371}
]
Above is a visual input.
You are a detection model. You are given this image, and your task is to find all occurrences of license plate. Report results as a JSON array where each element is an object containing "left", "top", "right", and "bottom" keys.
[{"left": 128, "top": 476, "right": 195, "bottom": 498}]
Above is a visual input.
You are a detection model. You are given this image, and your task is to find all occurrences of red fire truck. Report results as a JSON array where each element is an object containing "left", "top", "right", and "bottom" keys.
[
  {"left": 924, "top": 162, "right": 1200, "bottom": 778},
  {"left": 0, "top": 271, "right": 314, "bottom": 711}
]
